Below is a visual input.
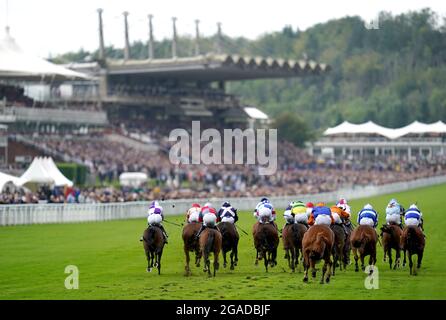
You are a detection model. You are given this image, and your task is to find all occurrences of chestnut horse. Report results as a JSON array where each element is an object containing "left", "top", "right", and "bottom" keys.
[
  {"left": 182, "top": 222, "right": 202, "bottom": 276},
  {"left": 142, "top": 225, "right": 165, "bottom": 275},
  {"left": 217, "top": 222, "right": 239, "bottom": 270},
  {"left": 253, "top": 221, "right": 279, "bottom": 272},
  {"left": 199, "top": 228, "right": 222, "bottom": 277},
  {"left": 401, "top": 226, "right": 425, "bottom": 275},
  {"left": 330, "top": 224, "right": 347, "bottom": 275},
  {"left": 302, "top": 225, "right": 334, "bottom": 284},
  {"left": 380, "top": 224, "right": 402, "bottom": 269},
  {"left": 282, "top": 223, "right": 307, "bottom": 272},
  {"left": 350, "top": 225, "right": 377, "bottom": 274}
]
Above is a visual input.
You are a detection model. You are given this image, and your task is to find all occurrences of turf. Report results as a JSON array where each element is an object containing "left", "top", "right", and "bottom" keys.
[{"left": 0, "top": 183, "right": 445, "bottom": 300}]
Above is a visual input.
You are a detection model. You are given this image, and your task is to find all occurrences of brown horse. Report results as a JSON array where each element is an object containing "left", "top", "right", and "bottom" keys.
[
  {"left": 350, "top": 225, "right": 377, "bottom": 274},
  {"left": 401, "top": 226, "right": 425, "bottom": 275},
  {"left": 182, "top": 222, "right": 202, "bottom": 276},
  {"left": 217, "top": 222, "right": 239, "bottom": 270},
  {"left": 142, "top": 225, "right": 165, "bottom": 275},
  {"left": 199, "top": 228, "right": 222, "bottom": 277},
  {"left": 381, "top": 224, "right": 402, "bottom": 269},
  {"left": 330, "top": 224, "right": 347, "bottom": 275},
  {"left": 282, "top": 223, "right": 307, "bottom": 272},
  {"left": 253, "top": 222, "right": 279, "bottom": 272},
  {"left": 302, "top": 225, "right": 334, "bottom": 284}
]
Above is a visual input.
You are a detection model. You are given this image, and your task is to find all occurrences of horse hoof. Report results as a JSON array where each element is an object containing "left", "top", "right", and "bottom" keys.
[
  {"left": 147, "top": 268, "right": 152, "bottom": 273},
  {"left": 230, "top": 265, "right": 234, "bottom": 270},
  {"left": 319, "top": 280, "right": 324, "bottom": 284},
  {"left": 326, "top": 277, "right": 330, "bottom": 284},
  {"left": 223, "top": 263, "right": 227, "bottom": 268},
  {"left": 355, "top": 268, "right": 359, "bottom": 272},
  {"left": 303, "top": 277, "right": 308, "bottom": 283}
]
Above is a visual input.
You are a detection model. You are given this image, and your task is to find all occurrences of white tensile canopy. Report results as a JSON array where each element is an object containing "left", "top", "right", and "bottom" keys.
[
  {"left": 0, "top": 171, "right": 23, "bottom": 191},
  {"left": 324, "top": 120, "right": 446, "bottom": 140},
  {"left": 0, "top": 27, "right": 89, "bottom": 81},
  {"left": 119, "top": 172, "right": 148, "bottom": 187},
  {"left": 243, "top": 107, "right": 269, "bottom": 120},
  {"left": 19, "top": 157, "right": 73, "bottom": 187}
]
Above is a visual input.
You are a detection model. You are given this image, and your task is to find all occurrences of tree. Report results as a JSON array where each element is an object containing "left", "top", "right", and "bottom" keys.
[{"left": 272, "top": 112, "right": 313, "bottom": 147}]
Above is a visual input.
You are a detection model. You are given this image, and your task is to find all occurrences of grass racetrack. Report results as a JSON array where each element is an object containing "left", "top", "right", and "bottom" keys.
[{"left": 1, "top": 183, "right": 446, "bottom": 300}]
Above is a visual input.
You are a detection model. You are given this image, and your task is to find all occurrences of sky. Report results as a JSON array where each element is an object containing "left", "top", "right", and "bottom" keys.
[{"left": 1, "top": 0, "right": 446, "bottom": 58}]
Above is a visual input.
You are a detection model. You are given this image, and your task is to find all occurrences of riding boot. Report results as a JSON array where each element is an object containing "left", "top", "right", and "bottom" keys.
[
  {"left": 196, "top": 224, "right": 205, "bottom": 239},
  {"left": 399, "top": 223, "right": 403, "bottom": 230},
  {"left": 159, "top": 225, "right": 169, "bottom": 244}
]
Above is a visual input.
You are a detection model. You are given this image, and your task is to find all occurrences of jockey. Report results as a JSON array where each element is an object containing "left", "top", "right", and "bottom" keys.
[
  {"left": 186, "top": 203, "right": 201, "bottom": 223},
  {"left": 385, "top": 198, "right": 403, "bottom": 228},
  {"left": 404, "top": 204, "right": 424, "bottom": 230},
  {"left": 331, "top": 205, "right": 350, "bottom": 235},
  {"left": 146, "top": 200, "right": 168, "bottom": 243},
  {"left": 283, "top": 202, "right": 295, "bottom": 225},
  {"left": 336, "top": 199, "right": 353, "bottom": 231},
  {"left": 292, "top": 201, "right": 309, "bottom": 227},
  {"left": 357, "top": 204, "right": 378, "bottom": 228},
  {"left": 254, "top": 197, "right": 276, "bottom": 223},
  {"left": 196, "top": 203, "right": 220, "bottom": 238},
  {"left": 308, "top": 202, "right": 334, "bottom": 226},
  {"left": 257, "top": 202, "right": 275, "bottom": 224},
  {"left": 218, "top": 201, "right": 238, "bottom": 224}
]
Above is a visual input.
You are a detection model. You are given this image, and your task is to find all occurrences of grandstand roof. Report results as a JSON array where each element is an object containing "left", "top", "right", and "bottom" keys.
[
  {"left": 106, "top": 53, "right": 330, "bottom": 81},
  {"left": 324, "top": 120, "right": 446, "bottom": 139}
]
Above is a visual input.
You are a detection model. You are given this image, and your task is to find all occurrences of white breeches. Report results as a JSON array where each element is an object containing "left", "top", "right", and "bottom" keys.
[
  {"left": 315, "top": 215, "right": 332, "bottom": 226},
  {"left": 221, "top": 216, "right": 235, "bottom": 224},
  {"left": 405, "top": 218, "right": 420, "bottom": 227},
  {"left": 203, "top": 213, "right": 217, "bottom": 227},
  {"left": 188, "top": 211, "right": 200, "bottom": 223},
  {"left": 147, "top": 214, "right": 162, "bottom": 225},
  {"left": 294, "top": 214, "right": 308, "bottom": 224},
  {"left": 359, "top": 217, "right": 375, "bottom": 227},
  {"left": 386, "top": 214, "right": 401, "bottom": 225},
  {"left": 332, "top": 212, "right": 342, "bottom": 224}
]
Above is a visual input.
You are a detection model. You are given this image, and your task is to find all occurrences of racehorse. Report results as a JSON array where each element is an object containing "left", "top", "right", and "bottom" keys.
[
  {"left": 381, "top": 224, "right": 402, "bottom": 269},
  {"left": 401, "top": 226, "right": 425, "bottom": 275},
  {"left": 302, "top": 225, "right": 334, "bottom": 284},
  {"left": 253, "top": 220, "right": 279, "bottom": 272},
  {"left": 142, "top": 225, "right": 165, "bottom": 275},
  {"left": 217, "top": 222, "right": 239, "bottom": 270},
  {"left": 330, "top": 224, "right": 347, "bottom": 275},
  {"left": 182, "top": 222, "right": 202, "bottom": 276},
  {"left": 282, "top": 223, "right": 307, "bottom": 272},
  {"left": 350, "top": 225, "right": 377, "bottom": 274},
  {"left": 199, "top": 227, "right": 222, "bottom": 277}
]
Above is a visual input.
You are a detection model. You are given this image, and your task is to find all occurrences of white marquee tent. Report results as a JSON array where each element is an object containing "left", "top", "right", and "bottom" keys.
[
  {"left": 19, "top": 157, "right": 73, "bottom": 188},
  {"left": 0, "top": 27, "right": 89, "bottom": 81},
  {"left": 0, "top": 171, "right": 23, "bottom": 191}
]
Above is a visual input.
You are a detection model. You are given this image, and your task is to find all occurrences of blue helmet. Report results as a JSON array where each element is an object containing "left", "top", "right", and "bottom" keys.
[
  {"left": 222, "top": 201, "right": 231, "bottom": 207},
  {"left": 260, "top": 197, "right": 270, "bottom": 203}
]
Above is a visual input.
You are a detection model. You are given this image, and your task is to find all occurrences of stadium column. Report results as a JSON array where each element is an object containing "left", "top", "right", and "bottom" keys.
[
  {"left": 172, "top": 17, "right": 178, "bottom": 58},
  {"left": 97, "top": 9, "right": 106, "bottom": 61},
  {"left": 408, "top": 147, "right": 412, "bottom": 161},
  {"left": 148, "top": 14, "right": 154, "bottom": 59},
  {"left": 123, "top": 12, "right": 130, "bottom": 61},
  {"left": 194, "top": 19, "right": 200, "bottom": 56}
]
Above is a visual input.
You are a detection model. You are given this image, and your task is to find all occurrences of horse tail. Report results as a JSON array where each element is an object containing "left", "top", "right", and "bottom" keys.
[
  {"left": 205, "top": 229, "right": 215, "bottom": 256},
  {"left": 144, "top": 227, "right": 156, "bottom": 247},
  {"left": 405, "top": 226, "right": 418, "bottom": 248}
]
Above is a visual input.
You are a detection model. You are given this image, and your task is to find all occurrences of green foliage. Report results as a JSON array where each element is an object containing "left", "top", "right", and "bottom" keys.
[
  {"left": 272, "top": 112, "right": 313, "bottom": 147},
  {"left": 57, "top": 163, "right": 87, "bottom": 186}
]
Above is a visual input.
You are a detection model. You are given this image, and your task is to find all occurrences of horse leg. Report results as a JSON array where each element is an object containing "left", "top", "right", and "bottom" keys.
[
  {"left": 295, "top": 248, "right": 300, "bottom": 272},
  {"left": 234, "top": 242, "right": 239, "bottom": 266},
  {"left": 409, "top": 251, "right": 414, "bottom": 275},
  {"left": 255, "top": 250, "right": 259, "bottom": 266},
  {"left": 230, "top": 250, "right": 235, "bottom": 270},
  {"left": 403, "top": 249, "right": 407, "bottom": 267},
  {"left": 353, "top": 248, "right": 359, "bottom": 272},
  {"left": 394, "top": 248, "right": 401, "bottom": 269},
  {"left": 214, "top": 251, "right": 219, "bottom": 277},
  {"left": 291, "top": 248, "right": 296, "bottom": 272},
  {"left": 303, "top": 254, "right": 309, "bottom": 282},
  {"left": 157, "top": 250, "right": 162, "bottom": 275},
  {"left": 360, "top": 253, "right": 366, "bottom": 271},
  {"left": 417, "top": 250, "right": 423, "bottom": 269},
  {"left": 223, "top": 250, "right": 227, "bottom": 269},
  {"left": 311, "top": 259, "right": 317, "bottom": 278},
  {"left": 184, "top": 248, "right": 191, "bottom": 276},
  {"left": 264, "top": 251, "right": 269, "bottom": 273},
  {"left": 146, "top": 251, "right": 151, "bottom": 272},
  {"left": 195, "top": 249, "right": 202, "bottom": 267},
  {"left": 388, "top": 248, "right": 393, "bottom": 270}
]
